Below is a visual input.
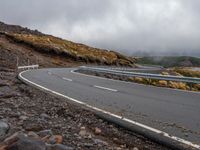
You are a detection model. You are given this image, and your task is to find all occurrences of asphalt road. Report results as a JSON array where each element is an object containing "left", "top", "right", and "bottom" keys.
[{"left": 20, "top": 68, "right": 200, "bottom": 146}]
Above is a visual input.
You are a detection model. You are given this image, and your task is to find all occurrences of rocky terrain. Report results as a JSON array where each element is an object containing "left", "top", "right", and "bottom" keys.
[
  {"left": 0, "top": 22, "right": 171, "bottom": 149},
  {"left": 0, "top": 21, "right": 43, "bottom": 36}
]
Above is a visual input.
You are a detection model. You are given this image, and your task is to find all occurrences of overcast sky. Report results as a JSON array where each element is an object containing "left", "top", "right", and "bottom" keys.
[{"left": 0, "top": 0, "right": 200, "bottom": 56}]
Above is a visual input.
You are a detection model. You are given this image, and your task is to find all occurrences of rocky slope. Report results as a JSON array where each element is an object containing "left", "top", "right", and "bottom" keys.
[
  {"left": 0, "top": 21, "right": 135, "bottom": 67},
  {"left": 0, "top": 21, "right": 43, "bottom": 35}
]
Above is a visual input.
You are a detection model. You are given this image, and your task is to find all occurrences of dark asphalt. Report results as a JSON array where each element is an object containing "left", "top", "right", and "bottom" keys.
[{"left": 21, "top": 68, "right": 200, "bottom": 145}]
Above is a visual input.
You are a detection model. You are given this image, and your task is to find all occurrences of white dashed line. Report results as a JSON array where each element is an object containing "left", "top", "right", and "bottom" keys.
[
  {"left": 62, "top": 77, "right": 72, "bottom": 82},
  {"left": 94, "top": 85, "right": 118, "bottom": 92}
]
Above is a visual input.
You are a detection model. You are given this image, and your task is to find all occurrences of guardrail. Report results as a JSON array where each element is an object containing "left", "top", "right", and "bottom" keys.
[
  {"left": 90, "top": 66, "right": 162, "bottom": 71},
  {"left": 79, "top": 66, "right": 200, "bottom": 84},
  {"left": 18, "top": 65, "right": 39, "bottom": 70}
]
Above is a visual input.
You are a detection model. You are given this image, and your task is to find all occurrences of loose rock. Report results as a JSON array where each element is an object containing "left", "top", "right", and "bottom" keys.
[
  {"left": 79, "top": 127, "right": 86, "bottom": 136},
  {"left": 0, "top": 120, "right": 9, "bottom": 137},
  {"left": 19, "top": 115, "right": 29, "bottom": 121},
  {"left": 49, "top": 135, "right": 63, "bottom": 144},
  {"left": 27, "top": 131, "right": 39, "bottom": 139},
  {"left": 6, "top": 136, "right": 46, "bottom": 150},
  {"left": 93, "top": 139, "right": 108, "bottom": 146},
  {"left": 94, "top": 127, "right": 101, "bottom": 135},
  {"left": 40, "top": 113, "right": 51, "bottom": 120},
  {"left": 46, "top": 144, "right": 74, "bottom": 150},
  {"left": 37, "top": 129, "right": 53, "bottom": 138}
]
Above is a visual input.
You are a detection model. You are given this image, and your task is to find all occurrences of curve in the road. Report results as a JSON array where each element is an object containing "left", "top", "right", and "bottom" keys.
[{"left": 18, "top": 68, "right": 200, "bottom": 150}]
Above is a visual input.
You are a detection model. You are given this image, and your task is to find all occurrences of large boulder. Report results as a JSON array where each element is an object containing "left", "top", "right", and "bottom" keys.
[
  {"left": 6, "top": 136, "right": 46, "bottom": 150},
  {"left": 0, "top": 120, "right": 9, "bottom": 138}
]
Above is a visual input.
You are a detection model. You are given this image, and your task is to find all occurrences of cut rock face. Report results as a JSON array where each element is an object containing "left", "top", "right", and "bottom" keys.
[
  {"left": 0, "top": 120, "right": 9, "bottom": 137},
  {"left": 7, "top": 136, "right": 46, "bottom": 150}
]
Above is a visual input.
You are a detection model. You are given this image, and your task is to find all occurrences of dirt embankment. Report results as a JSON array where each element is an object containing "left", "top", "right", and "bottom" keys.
[{"left": 0, "top": 36, "right": 170, "bottom": 149}]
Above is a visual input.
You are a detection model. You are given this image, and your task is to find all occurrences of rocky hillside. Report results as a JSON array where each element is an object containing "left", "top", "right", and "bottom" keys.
[
  {"left": 0, "top": 21, "right": 135, "bottom": 67},
  {"left": 0, "top": 21, "right": 43, "bottom": 35}
]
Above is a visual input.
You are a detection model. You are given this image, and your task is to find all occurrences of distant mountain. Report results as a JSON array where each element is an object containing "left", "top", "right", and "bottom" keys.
[
  {"left": 131, "top": 51, "right": 200, "bottom": 58},
  {"left": 0, "top": 21, "right": 135, "bottom": 66},
  {"left": 137, "top": 56, "right": 200, "bottom": 68}
]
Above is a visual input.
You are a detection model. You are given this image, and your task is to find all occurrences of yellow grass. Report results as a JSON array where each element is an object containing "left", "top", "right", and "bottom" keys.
[{"left": 6, "top": 33, "right": 135, "bottom": 66}]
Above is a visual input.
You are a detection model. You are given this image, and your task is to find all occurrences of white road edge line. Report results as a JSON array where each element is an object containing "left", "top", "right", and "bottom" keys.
[
  {"left": 19, "top": 70, "right": 200, "bottom": 150},
  {"left": 62, "top": 77, "right": 72, "bottom": 82},
  {"left": 94, "top": 85, "right": 118, "bottom": 92}
]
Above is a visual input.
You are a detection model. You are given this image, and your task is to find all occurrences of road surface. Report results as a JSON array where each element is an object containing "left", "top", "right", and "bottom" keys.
[{"left": 20, "top": 68, "right": 200, "bottom": 148}]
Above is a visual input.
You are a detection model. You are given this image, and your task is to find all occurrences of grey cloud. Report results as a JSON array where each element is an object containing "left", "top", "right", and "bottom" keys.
[{"left": 0, "top": 0, "right": 200, "bottom": 56}]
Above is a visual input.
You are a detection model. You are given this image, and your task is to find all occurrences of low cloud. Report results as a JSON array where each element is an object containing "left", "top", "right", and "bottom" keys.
[{"left": 0, "top": 0, "right": 200, "bottom": 56}]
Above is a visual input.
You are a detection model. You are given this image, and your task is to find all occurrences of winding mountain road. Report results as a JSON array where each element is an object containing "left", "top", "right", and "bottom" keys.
[{"left": 19, "top": 68, "right": 200, "bottom": 149}]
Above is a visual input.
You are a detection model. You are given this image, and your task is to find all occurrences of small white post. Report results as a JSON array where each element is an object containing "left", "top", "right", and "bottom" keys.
[
  {"left": 28, "top": 59, "right": 30, "bottom": 70},
  {"left": 16, "top": 56, "right": 19, "bottom": 68},
  {"left": 36, "top": 56, "right": 39, "bottom": 69}
]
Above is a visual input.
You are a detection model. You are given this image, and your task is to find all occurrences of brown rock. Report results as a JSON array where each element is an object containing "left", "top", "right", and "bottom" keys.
[
  {"left": 23, "top": 121, "right": 44, "bottom": 132},
  {"left": 94, "top": 127, "right": 101, "bottom": 135},
  {"left": 49, "top": 135, "right": 63, "bottom": 144}
]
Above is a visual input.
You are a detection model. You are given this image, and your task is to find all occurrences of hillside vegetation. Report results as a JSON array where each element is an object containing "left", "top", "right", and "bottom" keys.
[
  {"left": 171, "top": 68, "right": 200, "bottom": 78},
  {"left": 5, "top": 33, "right": 135, "bottom": 66},
  {"left": 137, "top": 56, "right": 200, "bottom": 67},
  {"left": 0, "top": 21, "right": 135, "bottom": 66}
]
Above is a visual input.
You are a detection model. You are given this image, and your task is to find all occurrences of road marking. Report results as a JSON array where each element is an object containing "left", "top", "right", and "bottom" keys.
[
  {"left": 47, "top": 71, "right": 52, "bottom": 75},
  {"left": 19, "top": 70, "right": 200, "bottom": 150},
  {"left": 94, "top": 85, "right": 118, "bottom": 92},
  {"left": 62, "top": 77, "right": 72, "bottom": 82}
]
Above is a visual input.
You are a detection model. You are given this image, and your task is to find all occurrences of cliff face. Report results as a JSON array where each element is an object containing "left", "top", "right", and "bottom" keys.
[{"left": 0, "top": 21, "right": 136, "bottom": 67}]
